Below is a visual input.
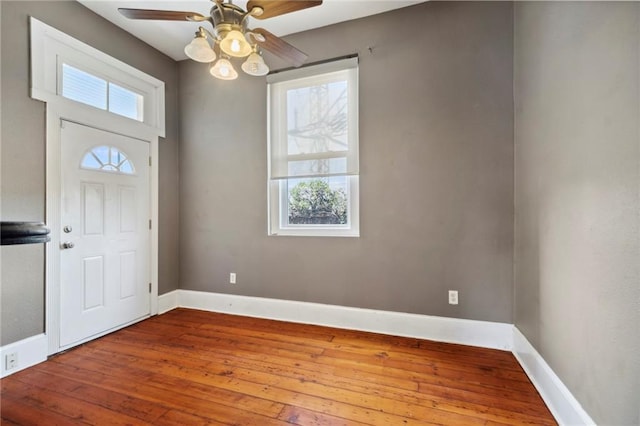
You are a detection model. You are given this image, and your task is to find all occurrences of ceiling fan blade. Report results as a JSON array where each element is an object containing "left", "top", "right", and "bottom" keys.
[
  {"left": 118, "top": 8, "right": 207, "bottom": 22},
  {"left": 253, "top": 28, "right": 308, "bottom": 68},
  {"left": 247, "top": 0, "right": 322, "bottom": 20}
]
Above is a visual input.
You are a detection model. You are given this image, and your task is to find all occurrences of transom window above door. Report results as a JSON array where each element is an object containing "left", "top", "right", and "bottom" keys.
[
  {"left": 30, "top": 17, "right": 166, "bottom": 137},
  {"left": 62, "top": 64, "right": 144, "bottom": 122},
  {"left": 81, "top": 145, "right": 135, "bottom": 174}
]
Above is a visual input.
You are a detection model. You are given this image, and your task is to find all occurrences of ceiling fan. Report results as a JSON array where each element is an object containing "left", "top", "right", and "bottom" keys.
[{"left": 119, "top": 0, "right": 322, "bottom": 80}]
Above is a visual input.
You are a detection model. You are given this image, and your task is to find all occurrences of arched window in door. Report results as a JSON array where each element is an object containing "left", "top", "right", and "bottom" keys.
[{"left": 81, "top": 145, "right": 135, "bottom": 174}]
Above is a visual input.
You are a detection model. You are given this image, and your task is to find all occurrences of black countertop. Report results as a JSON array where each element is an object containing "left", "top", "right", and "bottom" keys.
[{"left": 1, "top": 221, "right": 51, "bottom": 245}]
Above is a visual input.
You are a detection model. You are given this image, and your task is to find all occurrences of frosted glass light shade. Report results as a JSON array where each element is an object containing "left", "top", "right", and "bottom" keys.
[
  {"left": 210, "top": 58, "right": 238, "bottom": 80},
  {"left": 219, "top": 30, "right": 252, "bottom": 57},
  {"left": 184, "top": 36, "right": 216, "bottom": 63},
  {"left": 242, "top": 52, "right": 269, "bottom": 76}
]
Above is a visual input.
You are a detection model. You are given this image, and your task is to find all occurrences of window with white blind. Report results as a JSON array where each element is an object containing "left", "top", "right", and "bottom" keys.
[
  {"left": 61, "top": 64, "right": 144, "bottom": 121},
  {"left": 267, "top": 57, "right": 359, "bottom": 237}
]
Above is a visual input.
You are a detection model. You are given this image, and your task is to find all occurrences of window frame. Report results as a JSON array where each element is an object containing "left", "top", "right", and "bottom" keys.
[{"left": 267, "top": 57, "right": 360, "bottom": 237}]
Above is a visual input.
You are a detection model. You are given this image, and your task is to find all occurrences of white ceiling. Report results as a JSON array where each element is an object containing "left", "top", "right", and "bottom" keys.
[{"left": 78, "top": 0, "right": 426, "bottom": 61}]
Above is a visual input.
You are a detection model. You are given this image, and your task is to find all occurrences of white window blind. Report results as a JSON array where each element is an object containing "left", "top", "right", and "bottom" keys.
[
  {"left": 108, "top": 82, "right": 144, "bottom": 121},
  {"left": 62, "top": 64, "right": 107, "bottom": 110},
  {"left": 61, "top": 63, "right": 144, "bottom": 122},
  {"left": 267, "top": 57, "right": 359, "bottom": 180}
]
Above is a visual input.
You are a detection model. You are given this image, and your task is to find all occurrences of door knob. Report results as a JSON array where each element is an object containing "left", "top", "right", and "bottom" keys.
[{"left": 61, "top": 241, "right": 75, "bottom": 249}]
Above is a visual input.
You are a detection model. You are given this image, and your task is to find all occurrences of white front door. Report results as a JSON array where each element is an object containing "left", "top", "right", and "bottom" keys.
[{"left": 59, "top": 120, "right": 151, "bottom": 348}]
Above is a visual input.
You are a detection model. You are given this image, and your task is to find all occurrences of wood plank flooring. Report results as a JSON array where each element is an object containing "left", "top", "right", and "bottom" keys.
[{"left": 1, "top": 308, "right": 556, "bottom": 425}]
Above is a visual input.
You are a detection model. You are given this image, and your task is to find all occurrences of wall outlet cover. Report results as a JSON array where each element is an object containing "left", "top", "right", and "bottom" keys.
[{"left": 5, "top": 353, "right": 18, "bottom": 370}]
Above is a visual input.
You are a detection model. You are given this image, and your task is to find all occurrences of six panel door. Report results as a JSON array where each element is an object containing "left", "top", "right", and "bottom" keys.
[{"left": 59, "top": 120, "right": 151, "bottom": 348}]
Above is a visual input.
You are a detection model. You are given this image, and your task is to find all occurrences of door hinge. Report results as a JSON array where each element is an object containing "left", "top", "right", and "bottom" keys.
[
  {"left": 149, "top": 156, "right": 152, "bottom": 167},
  {"left": 149, "top": 283, "right": 152, "bottom": 293},
  {"left": 149, "top": 219, "right": 152, "bottom": 230}
]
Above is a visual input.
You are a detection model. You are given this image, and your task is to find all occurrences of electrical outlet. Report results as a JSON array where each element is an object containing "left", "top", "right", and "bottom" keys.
[
  {"left": 448, "top": 290, "right": 459, "bottom": 305},
  {"left": 229, "top": 273, "right": 236, "bottom": 284},
  {"left": 5, "top": 352, "right": 18, "bottom": 370}
]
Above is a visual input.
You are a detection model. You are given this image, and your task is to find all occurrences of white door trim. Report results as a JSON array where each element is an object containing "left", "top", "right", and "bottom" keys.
[
  {"left": 31, "top": 17, "right": 163, "bottom": 355},
  {"left": 45, "top": 101, "right": 159, "bottom": 355}
]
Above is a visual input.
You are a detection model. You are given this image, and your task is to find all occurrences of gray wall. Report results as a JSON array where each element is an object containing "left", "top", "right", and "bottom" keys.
[
  {"left": 514, "top": 2, "right": 640, "bottom": 424},
  {"left": 179, "top": 2, "right": 514, "bottom": 322},
  {"left": 2, "top": 1, "right": 638, "bottom": 423},
  {"left": 0, "top": 0, "right": 180, "bottom": 346}
]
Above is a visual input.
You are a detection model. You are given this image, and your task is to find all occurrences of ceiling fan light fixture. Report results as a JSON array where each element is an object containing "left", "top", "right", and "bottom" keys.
[
  {"left": 242, "top": 51, "right": 269, "bottom": 76},
  {"left": 220, "top": 30, "right": 253, "bottom": 57},
  {"left": 184, "top": 33, "right": 216, "bottom": 63},
  {"left": 210, "top": 58, "right": 238, "bottom": 80},
  {"left": 119, "top": 0, "right": 320, "bottom": 82}
]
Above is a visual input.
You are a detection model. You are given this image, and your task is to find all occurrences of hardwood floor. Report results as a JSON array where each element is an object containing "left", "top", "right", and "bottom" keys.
[{"left": 1, "top": 308, "right": 556, "bottom": 425}]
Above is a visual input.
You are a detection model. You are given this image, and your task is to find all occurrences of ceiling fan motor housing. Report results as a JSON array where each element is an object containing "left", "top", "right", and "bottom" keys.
[{"left": 210, "top": 3, "right": 248, "bottom": 41}]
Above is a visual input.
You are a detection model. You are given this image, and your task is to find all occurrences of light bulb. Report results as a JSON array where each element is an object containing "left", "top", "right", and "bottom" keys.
[
  {"left": 230, "top": 39, "right": 241, "bottom": 53},
  {"left": 210, "top": 58, "right": 238, "bottom": 80},
  {"left": 220, "top": 30, "right": 252, "bottom": 58},
  {"left": 184, "top": 35, "right": 216, "bottom": 63},
  {"left": 241, "top": 52, "right": 269, "bottom": 76}
]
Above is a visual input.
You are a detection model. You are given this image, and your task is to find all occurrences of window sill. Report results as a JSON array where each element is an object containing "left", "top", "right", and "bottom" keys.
[{"left": 269, "top": 228, "right": 360, "bottom": 238}]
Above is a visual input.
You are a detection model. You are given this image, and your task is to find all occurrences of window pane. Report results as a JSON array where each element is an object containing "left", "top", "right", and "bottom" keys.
[
  {"left": 81, "top": 153, "right": 102, "bottom": 169},
  {"left": 110, "top": 147, "right": 121, "bottom": 165},
  {"left": 287, "top": 176, "right": 348, "bottom": 225},
  {"left": 109, "top": 82, "right": 143, "bottom": 121},
  {"left": 93, "top": 146, "right": 110, "bottom": 164},
  {"left": 119, "top": 160, "right": 134, "bottom": 174},
  {"left": 62, "top": 64, "right": 107, "bottom": 110},
  {"left": 286, "top": 80, "right": 348, "bottom": 156}
]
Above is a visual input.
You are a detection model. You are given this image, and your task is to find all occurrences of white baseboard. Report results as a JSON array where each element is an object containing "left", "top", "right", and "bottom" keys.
[
  {"left": 512, "top": 327, "right": 595, "bottom": 426},
  {"left": 158, "top": 289, "right": 179, "bottom": 314},
  {"left": 0, "top": 333, "right": 48, "bottom": 378},
  {"left": 170, "top": 290, "right": 513, "bottom": 351}
]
